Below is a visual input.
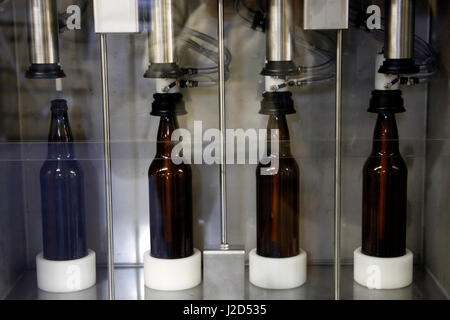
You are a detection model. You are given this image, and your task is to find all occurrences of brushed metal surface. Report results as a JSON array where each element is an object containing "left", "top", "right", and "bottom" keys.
[
  {"left": 26, "top": 0, "right": 59, "bottom": 64},
  {"left": 304, "top": 0, "right": 349, "bottom": 30},
  {"left": 148, "top": 0, "right": 177, "bottom": 64},
  {"left": 334, "top": 29, "right": 343, "bottom": 300},
  {"left": 385, "top": 0, "right": 415, "bottom": 60},
  {"left": 217, "top": 0, "right": 228, "bottom": 247},
  {"left": 266, "top": 0, "right": 295, "bottom": 61},
  {"left": 203, "top": 246, "right": 246, "bottom": 300},
  {"left": 340, "top": 266, "right": 447, "bottom": 300},
  {"left": 99, "top": 33, "right": 115, "bottom": 300},
  {"left": 6, "top": 268, "right": 108, "bottom": 300},
  {"left": 5, "top": 266, "right": 447, "bottom": 300}
]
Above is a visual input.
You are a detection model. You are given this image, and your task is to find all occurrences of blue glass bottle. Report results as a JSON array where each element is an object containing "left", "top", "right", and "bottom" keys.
[{"left": 40, "top": 99, "right": 87, "bottom": 261}]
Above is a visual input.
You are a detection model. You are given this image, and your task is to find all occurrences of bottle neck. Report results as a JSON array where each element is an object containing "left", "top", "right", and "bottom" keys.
[
  {"left": 371, "top": 113, "right": 400, "bottom": 155},
  {"left": 47, "top": 109, "right": 75, "bottom": 159},
  {"left": 267, "top": 114, "right": 292, "bottom": 157},
  {"left": 156, "top": 115, "right": 179, "bottom": 158}
]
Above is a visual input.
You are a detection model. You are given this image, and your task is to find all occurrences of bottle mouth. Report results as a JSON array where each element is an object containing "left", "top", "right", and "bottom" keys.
[
  {"left": 151, "top": 93, "right": 187, "bottom": 116},
  {"left": 368, "top": 90, "right": 405, "bottom": 114},
  {"left": 259, "top": 91, "right": 296, "bottom": 115},
  {"left": 51, "top": 99, "right": 68, "bottom": 112}
]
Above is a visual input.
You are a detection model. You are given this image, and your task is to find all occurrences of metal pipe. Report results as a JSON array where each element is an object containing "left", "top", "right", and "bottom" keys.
[
  {"left": 26, "top": 0, "right": 64, "bottom": 78},
  {"left": 266, "top": 0, "right": 295, "bottom": 62},
  {"left": 144, "top": 0, "right": 182, "bottom": 79},
  {"left": 218, "top": 0, "right": 228, "bottom": 249},
  {"left": 100, "top": 34, "right": 115, "bottom": 300},
  {"left": 148, "top": 0, "right": 176, "bottom": 64},
  {"left": 385, "top": 0, "right": 415, "bottom": 60},
  {"left": 27, "top": 0, "right": 59, "bottom": 63},
  {"left": 380, "top": 0, "right": 418, "bottom": 74},
  {"left": 334, "top": 29, "right": 343, "bottom": 301}
]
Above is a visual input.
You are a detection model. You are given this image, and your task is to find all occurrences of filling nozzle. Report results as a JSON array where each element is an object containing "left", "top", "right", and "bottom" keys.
[
  {"left": 369, "top": 52, "right": 405, "bottom": 114},
  {"left": 144, "top": 0, "right": 183, "bottom": 80},
  {"left": 261, "top": 0, "right": 299, "bottom": 77},
  {"left": 379, "top": 0, "right": 419, "bottom": 75},
  {"left": 25, "top": 0, "right": 65, "bottom": 79},
  {"left": 55, "top": 78, "right": 64, "bottom": 99},
  {"left": 375, "top": 53, "right": 400, "bottom": 91},
  {"left": 260, "top": 1, "right": 297, "bottom": 115}
]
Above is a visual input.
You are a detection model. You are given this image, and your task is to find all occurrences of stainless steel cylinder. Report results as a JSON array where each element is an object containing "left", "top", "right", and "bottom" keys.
[
  {"left": 266, "top": 0, "right": 295, "bottom": 62},
  {"left": 27, "top": 0, "right": 60, "bottom": 64},
  {"left": 148, "top": 0, "right": 176, "bottom": 64},
  {"left": 385, "top": 0, "right": 415, "bottom": 60}
]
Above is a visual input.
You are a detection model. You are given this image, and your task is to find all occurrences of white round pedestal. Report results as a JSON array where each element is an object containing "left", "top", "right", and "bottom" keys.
[
  {"left": 36, "top": 249, "right": 96, "bottom": 293},
  {"left": 354, "top": 247, "right": 413, "bottom": 290},
  {"left": 249, "top": 248, "right": 307, "bottom": 290},
  {"left": 144, "top": 249, "right": 202, "bottom": 291}
]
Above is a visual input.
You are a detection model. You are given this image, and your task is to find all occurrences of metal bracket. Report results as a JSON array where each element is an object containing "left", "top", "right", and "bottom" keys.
[
  {"left": 304, "top": 0, "right": 349, "bottom": 30},
  {"left": 93, "top": 0, "right": 141, "bottom": 34},
  {"left": 203, "top": 246, "right": 246, "bottom": 300}
]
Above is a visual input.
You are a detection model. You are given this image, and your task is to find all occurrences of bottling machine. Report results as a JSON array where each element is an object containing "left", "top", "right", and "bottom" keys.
[{"left": 0, "top": 0, "right": 448, "bottom": 301}]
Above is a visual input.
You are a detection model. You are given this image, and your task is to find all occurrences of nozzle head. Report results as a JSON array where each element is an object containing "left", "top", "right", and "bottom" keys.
[{"left": 25, "top": 63, "right": 66, "bottom": 79}]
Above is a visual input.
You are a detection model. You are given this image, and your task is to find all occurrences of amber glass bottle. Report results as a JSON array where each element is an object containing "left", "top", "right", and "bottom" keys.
[
  {"left": 362, "top": 112, "right": 407, "bottom": 257},
  {"left": 148, "top": 114, "right": 194, "bottom": 259},
  {"left": 40, "top": 99, "right": 87, "bottom": 261},
  {"left": 256, "top": 114, "right": 300, "bottom": 258}
]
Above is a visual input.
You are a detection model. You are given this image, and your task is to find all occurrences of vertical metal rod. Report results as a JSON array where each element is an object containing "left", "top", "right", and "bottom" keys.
[
  {"left": 334, "top": 29, "right": 343, "bottom": 300},
  {"left": 218, "top": 0, "right": 228, "bottom": 248},
  {"left": 100, "top": 33, "right": 115, "bottom": 300}
]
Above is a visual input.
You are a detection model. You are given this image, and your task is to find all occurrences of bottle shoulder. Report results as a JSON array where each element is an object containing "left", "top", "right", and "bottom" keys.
[
  {"left": 148, "top": 158, "right": 192, "bottom": 177},
  {"left": 40, "top": 159, "right": 83, "bottom": 177},
  {"left": 363, "top": 154, "right": 407, "bottom": 173},
  {"left": 257, "top": 157, "right": 299, "bottom": 177}
]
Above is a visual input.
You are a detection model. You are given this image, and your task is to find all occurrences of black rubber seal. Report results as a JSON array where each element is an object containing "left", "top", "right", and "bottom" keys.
[
  {"left": 378, "top": 58, "right": 420, "bottom": 75},
  {"left": 151, "top": 93, "right": 187, "bottom": 116},
  {"left": 368, "top": 90, "right": 405, "bottom": 114},
  {"left": 25, "top": 63, "right": 66, "bottom": 79},
  {"left": 50, "top": 99, "right": 68, "bottom": 112},
  {"left": 261, "top": 61, "right": 299, "bottom": 76},
  {"left": 259, "top": 91, "right": 295, "bottom": 115},
  {"left": 144, "top": 63, "right": 184, "bottom": 79}
]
